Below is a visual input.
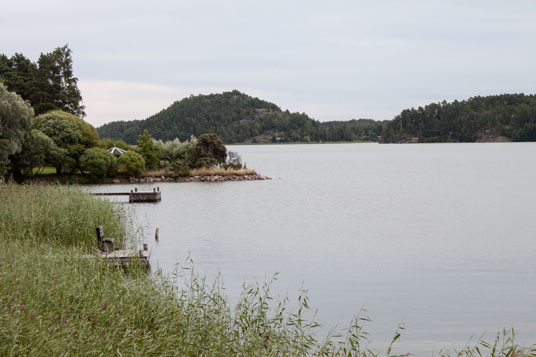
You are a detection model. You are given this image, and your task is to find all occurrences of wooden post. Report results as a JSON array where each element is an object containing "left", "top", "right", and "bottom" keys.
[
  {"left": 135, "top": 188, "right": 138, "bottom": 192},
  {"left": 143, "top": 243, "right": 148, "bottom": 251},
  {"left": 155, "top": 228, "right": 159, "bottom": 241}
]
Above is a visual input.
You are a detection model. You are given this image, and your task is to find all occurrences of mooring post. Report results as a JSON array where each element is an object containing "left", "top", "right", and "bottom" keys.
[
  {"left": 153, "top": 187, "right": 156, "bottom": 192},
  {"left": 135, "top": 188, "right": 138, "bottom": 192},
  {"left": 157, "top": 187, "right": 160, "bottom": 192},
  {"left": 143, "top": 243, "right": 148, "bottom": 251},
  {"left": 155, "top": 228, "right": 159, "bottom": 241}
]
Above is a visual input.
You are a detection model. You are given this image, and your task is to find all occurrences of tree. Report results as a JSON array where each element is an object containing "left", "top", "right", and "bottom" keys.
[
  {"left": 9, "top": 129, "right": 66, "bottom": 179},
  {"left": 79, "top": 147, "right": 117, "bottom": 178},
  {"left": 194, "top": 133, "right": 227, "bottom": 167},
  {"left": 0, "top": 53, "right": 37, "bottom": 100},
  {"left": 118, "top": 151, "right": 145, "bottom": 176},
  {"left": 32, "top": 110, "right": 98, "bottom": 173},
  {"left": 32, "top": 45, "right": 85, "bottom": 116},
  {"left": 0, "top": 83, "right": 34, "bottom": 177},
  {"left": 226, "top": 151, "right": 242, "bottom": 169},
  {"left": 136, "top": 129, "right": 160, "bottom": 170},
  {"left": 0, "top": 45, "right": 85, "bottom": 117}
]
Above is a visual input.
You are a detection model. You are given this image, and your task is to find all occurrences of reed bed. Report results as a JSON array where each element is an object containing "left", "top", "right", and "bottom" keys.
[
  {"left": 0, "top": 184, "right": 534, "bottom": 356},
  {"left": 0, "top": 184, "right": 127, "bottom": 249}
]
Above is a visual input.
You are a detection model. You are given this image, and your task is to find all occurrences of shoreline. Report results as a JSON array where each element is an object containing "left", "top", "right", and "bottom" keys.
[
  {"left": 125, "top": 174, "right": 270, "bottom": 184},
  {"left": 21, "top": 173, "right": 270, "bottom": 185}
]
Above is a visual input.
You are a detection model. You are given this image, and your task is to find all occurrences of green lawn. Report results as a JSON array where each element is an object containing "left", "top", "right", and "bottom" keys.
[{"left": 32, "top": 166, "right": 56, "bottom": 175}]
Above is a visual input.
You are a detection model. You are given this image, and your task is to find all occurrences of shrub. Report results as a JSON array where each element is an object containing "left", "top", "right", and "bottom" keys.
[
  {"left": 118, "top": 150, "right": 145, "bottom": 176},
  {"left": 79, "top": 147, "right": 117, "bottom": 177},
  {"left": 158, "top": 137, "right": 197, "bottom": 168}
]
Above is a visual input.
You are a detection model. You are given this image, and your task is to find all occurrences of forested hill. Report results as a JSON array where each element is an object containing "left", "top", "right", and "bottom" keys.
[
  {"left": 97, "top": 90, "right": 383, "bottom": 144},
  {"left": 380, "top": 93, "right": 536, "bottom": 143}
]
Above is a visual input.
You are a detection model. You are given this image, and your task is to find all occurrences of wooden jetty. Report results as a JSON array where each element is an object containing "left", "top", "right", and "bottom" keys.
[
  {"left": 93, "top": 187, "right": 161, "bottom": 203},
  {"left": 96, "top": 225, "right": 150, "bottom": 268},
  {"left": 100, "top": 246, "right": 151, "bottom": 268}
]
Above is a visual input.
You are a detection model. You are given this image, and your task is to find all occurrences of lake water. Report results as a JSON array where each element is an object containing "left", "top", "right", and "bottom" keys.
[{"left": 89, "top": 143, "right": 536, "bottom": 354}]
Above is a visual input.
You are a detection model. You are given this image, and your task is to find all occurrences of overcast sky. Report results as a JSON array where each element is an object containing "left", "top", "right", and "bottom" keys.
[{"left": 2, "top": 0, "right": 536, "bottom": 127}]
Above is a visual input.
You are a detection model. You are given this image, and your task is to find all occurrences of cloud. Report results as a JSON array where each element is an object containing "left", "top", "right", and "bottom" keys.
[{"left": 3, "top": 1, "right": 536, "bottom": 124}]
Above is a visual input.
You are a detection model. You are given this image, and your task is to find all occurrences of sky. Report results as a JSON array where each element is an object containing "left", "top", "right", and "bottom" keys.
[{"left": 1, "top": 0, "right": 536, "bottom": 128}]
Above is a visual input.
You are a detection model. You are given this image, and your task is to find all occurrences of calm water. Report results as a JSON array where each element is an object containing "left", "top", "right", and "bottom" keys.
[{"left": 89, "top": 143, "right": 536, "bottom": 354}]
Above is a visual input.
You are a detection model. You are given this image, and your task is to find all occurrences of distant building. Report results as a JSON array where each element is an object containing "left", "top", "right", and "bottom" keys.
[{"left": 108, "top": 147, "right": 126, "bottom": 157}]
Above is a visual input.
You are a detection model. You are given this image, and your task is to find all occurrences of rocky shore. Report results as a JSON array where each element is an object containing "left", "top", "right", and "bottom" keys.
[{"left": 121, "top": 174, "right": 270, "bottom": 184}]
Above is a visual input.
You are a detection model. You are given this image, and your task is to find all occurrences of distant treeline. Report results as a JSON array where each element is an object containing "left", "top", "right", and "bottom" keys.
[
  {"left": 381, "top": 94, "right": 536, "bottom": 143},
  {"left": 98, "top": 91, "right": 536, "bottom": 145},
  {"left": 97, "top": 90, "right": 385, "bottom": 144}
]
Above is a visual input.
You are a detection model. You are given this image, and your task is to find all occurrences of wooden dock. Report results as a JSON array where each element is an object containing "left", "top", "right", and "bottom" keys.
[
  {"left": 101, "top": 244, "right": 151, "bottom": 268},
  {"left": 93, "top": 187, "right": 161, "bottom": 203},
  {"left": 95, "top": 225, "right": 151, "bottom": 268}
]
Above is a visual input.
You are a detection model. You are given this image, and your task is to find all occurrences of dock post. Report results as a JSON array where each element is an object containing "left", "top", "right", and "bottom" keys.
[
  {"left": 155, "top": 228, "right": 159, "bottom": 241},
  {"left": 143, "top": 243, "right": 148, "bottom": 251},
  {"left": 135, "top": 188, "right": 138, "bottom": 192}
]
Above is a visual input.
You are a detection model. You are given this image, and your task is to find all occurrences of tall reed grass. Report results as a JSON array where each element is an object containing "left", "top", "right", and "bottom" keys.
[
  {"left": 0, "top": 184, "right": 127, "bottom": 249},
  {"left": 0, "top": 184, "right": 534, "bottom": 356}
]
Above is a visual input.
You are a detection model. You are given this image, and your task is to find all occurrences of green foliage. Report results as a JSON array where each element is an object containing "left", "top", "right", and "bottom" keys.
[
  {"left": 513, "top": 122, "right": 536, "bottom": 142},
  {"left": 32, "top": 110, "right": 99, "bottom": 173},
  {"left": 10, "top": 129, "right": 66, "bottom": 178},
  {"left": 0, "top": 45, "right": 85, "bottom": 117},
  {"left": 157, "top": 136, "right": 198, "bottom": 175},
  {"left": 98, "top": 137, "right": 133, "bottom": 151},
  {"left": 157, "top": 133, "right": 228, "bottom": 171},
  {"left": 79, "top": 147, "right": 117, "bottom": 178},
  {"left": 117, "top": 150, "right": 145, "bottom": 176},
  {"left": 0, "top": 83, "right": 34, "bottom": 177},
  {"left": 194, "top": 133, "right": 227, "bottom": 167},
  {"left": 136, "top": 129, "right": 160, "bottom": 170},
  {"left": 381, "top": 94, "right": 536, "bottom": 143},
  {"left": 97, "top": 90, "right": 383, "bottom": 144}
]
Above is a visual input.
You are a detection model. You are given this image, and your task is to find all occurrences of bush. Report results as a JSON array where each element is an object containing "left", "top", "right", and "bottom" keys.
[
  {"left": 32, "top": 110, "right": 99, "bottom": 174},
  {"left": 79, "top": 147, "right": 117, "bottom": 177},
  {"left": 158, "top": 137, "right": 197, "bottom": 168},
  {"left": 118, "top": 150, "right": 145, "bottom": 176}
]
